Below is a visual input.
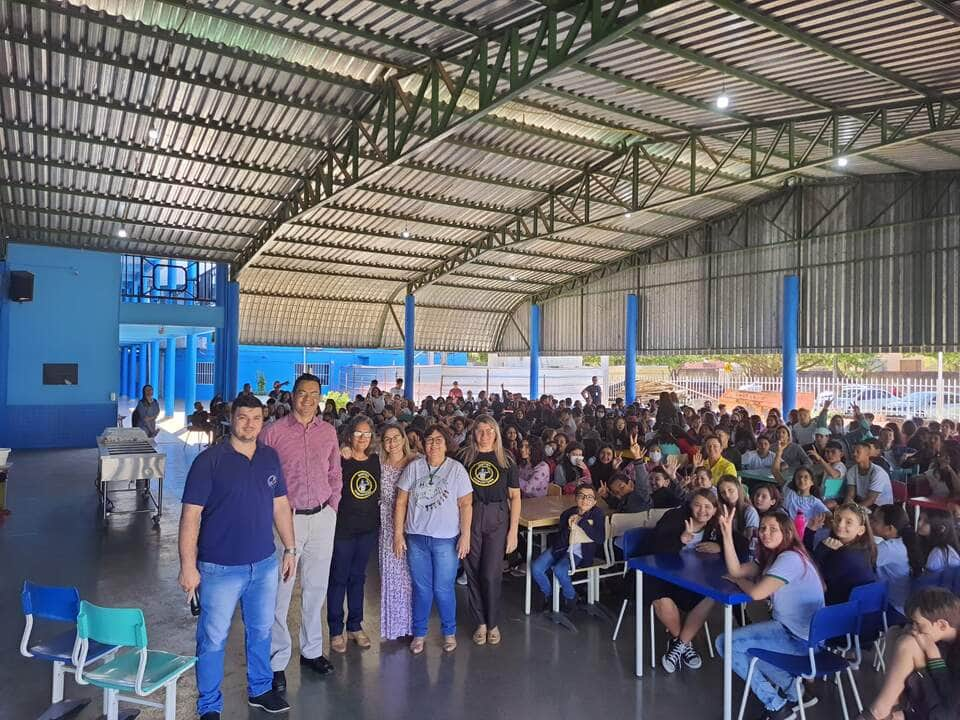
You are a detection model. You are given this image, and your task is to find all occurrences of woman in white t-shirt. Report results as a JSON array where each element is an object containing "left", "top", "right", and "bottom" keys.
[{"left": 716, "top": 508, "right": 826, "bottom": 720}]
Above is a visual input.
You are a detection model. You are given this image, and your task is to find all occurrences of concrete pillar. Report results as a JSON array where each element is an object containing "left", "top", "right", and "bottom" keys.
[
  {"left": 530, "top": 304, "right": 541, "bottom": 399},
  {"left": 625, "top": 294, "right": 638, "bottom": 405},
  {"left": 137, "top": 343, "right": 148, "bottom": 398},
  {"left": 164, "top": 337, "right": 176, "bottom": 417},
  {"left": 149, "top": 341, "right": 160, "bottom": 392},
  {"left": 125, "top": 346, "right": 136, "bottom": 399},
  {"left": 404, "top": 293, "right": 415, "bottom": 401},
  {"left": 185, "top": 334, "right": 197, "bottom": 417},
  {"left": 782, "top": 274, "right": 800, "bottom": 416},
  {"left": 120, "top": 347, "right": 129, "bottom": 398}
]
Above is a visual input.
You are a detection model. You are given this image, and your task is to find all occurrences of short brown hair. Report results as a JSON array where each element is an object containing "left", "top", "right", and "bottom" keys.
[{"left": 906, "top": 587, "right": 960, "bottom": 628}]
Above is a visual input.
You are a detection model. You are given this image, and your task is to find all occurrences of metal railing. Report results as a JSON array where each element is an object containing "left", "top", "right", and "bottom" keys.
[{"left": 120, "top": 256, "right": 216, "bottom": 305}]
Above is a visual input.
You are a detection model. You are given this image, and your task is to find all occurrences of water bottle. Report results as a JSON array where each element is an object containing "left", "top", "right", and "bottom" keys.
[{"left": 794, "top": 509, "right": 806, "bottom": 539}]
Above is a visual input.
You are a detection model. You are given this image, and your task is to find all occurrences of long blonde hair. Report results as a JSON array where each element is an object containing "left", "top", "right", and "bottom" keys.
[
  {"left": 379, "top": 423, "right": 414, "bottom": 466},
  {"left": 461, "top": 414, "right": 512, "bottom": 468}
]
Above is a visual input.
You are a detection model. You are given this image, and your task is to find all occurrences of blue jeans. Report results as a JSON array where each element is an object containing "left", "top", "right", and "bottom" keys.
[
  {"left": 196, "top": 554, "right": 278, "bottom": 715},
  {"left": 531, "top": 550, "right": 575, "bottom": 600},
  {"left": 717, "top": 620, "right": 809, "bottom": 711},
  {"left": 406, "top": 534, "right": 459, "bottom": 637},
  {"left": 327, "top": 530, "right": 378, "bottom": 636}
]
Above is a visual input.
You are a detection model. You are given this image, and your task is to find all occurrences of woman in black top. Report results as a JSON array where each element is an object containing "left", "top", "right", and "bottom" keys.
[
  {"left": 328, "top": 414, "right": 381, "bottom": 653},
  {"left": 459, "top": 414, "right": 521, "bottom": 646}
]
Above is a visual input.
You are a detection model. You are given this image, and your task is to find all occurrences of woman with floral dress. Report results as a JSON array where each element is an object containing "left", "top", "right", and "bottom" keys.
[{"left": 379, "top": 424, "right": 416, "bottom": 640}]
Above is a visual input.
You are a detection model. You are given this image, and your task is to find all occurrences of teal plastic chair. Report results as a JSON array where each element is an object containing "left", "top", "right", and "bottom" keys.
[{"left": 72, "top": 601, "right": 196, "bottom": 720}]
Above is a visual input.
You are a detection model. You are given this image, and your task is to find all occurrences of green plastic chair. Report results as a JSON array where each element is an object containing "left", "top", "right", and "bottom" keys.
[{"left": 72, "top": 601, "right": 196, "bottom": 720}]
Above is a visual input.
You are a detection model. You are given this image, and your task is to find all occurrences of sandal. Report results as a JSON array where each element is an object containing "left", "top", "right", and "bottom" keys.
[
  {"left": 487, "top": 627, "right": 501, "bottom": 645},
  {"left": 443, "top": 635, "right": 457, "bottom": 653},
  {"left": 472, "top": 626, "right": 487, "bottom": 645},
  {"left": 409, "top": 636, "right": 425, "bottom": 655}
]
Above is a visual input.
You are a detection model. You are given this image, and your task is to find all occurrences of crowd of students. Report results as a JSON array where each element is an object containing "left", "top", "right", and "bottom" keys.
[{"left": 179, "top": 375, "right": 960, "bottom": 720}]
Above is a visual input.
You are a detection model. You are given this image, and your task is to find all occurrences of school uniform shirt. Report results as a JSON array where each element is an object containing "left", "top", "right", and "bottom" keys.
[
  {"left": 811, "top": 541, "right": 876, "bottom": 605},
  {"left": 741, "top": 450, "right": 776, "bottom": 471},
  {"left": 181, "top": 441, "right": 287, "bottom": 566},
  {"left": 925, "top": 546, "right": 960, "bottom": 573},
  {"left": 707, "top": 455, "right": 737, "bottom": 484},
  {"left": 875, "top": 537, "right": 911, "bottom": 613},
  {"left": 782, "top": 488, "right": 830, "bottom": 520},
  {"left": 463, "top": 451, "right": 519, "bottom": 504},
  {"left": 763, "top": 550, "right": 825, "bottom": 640},
  {"left": 844, "top": 463, "right": 894, "bottom": 505},
  {"left": 337, "top": 454, "right": 381, "bottom": 539}
]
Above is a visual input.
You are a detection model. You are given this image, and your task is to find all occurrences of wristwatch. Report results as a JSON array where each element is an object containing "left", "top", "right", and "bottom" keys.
[{"left": 283, "top": 547, "right": 298, "bottom": 557}]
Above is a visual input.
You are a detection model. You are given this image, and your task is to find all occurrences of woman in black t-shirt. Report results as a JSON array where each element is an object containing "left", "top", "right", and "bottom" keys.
[
  {"left": 328, "top": 414, "right": 381, "bottom": 653},
  {"left": 459, "top": 414, "right": 520, "bottom": 646}
]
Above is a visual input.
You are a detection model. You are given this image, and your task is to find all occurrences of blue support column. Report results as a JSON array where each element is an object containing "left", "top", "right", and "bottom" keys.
[
  {"left": 403, "top": 293, "right": 415, "bottom": 401},
  {"left": 137, "top": 343, "right": 148, "bottom": 397},
  {"left": 529, "top": 304, "right": 541, "bottom": 399},
  {"left": 782, "top": 274, "right": 800, "bottom": 416},
  {"left": 224, "top": 280, "right": 240, "bottom": 400},
  {"left": 164, "top": 337, "right": 176, "bottom": 417},
  {"left": 185, "top": 334, "right": 197, "bottom": 417},
  {"left": 120, "top": 347, "right": 129, "bottom": 398},
  {"left": 213, "top": 264, "right": 227, "bottom": 397},
  {"left": 625, "top": 294, "right": 638, "bottom": 405},
  {"left": 125, "top": 346, "right": 136, "bottom": 399},
  {"left": 149, "top": 341, "right": 160, "bottom": 392}
]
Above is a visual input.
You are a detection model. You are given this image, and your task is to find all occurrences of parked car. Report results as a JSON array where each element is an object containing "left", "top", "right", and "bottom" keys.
[
  {"left": 816, "top": 385, "right": 898, "bottom": 416},
  {"left": 883, "top": 391, "right": 960, "bottom": 419}
]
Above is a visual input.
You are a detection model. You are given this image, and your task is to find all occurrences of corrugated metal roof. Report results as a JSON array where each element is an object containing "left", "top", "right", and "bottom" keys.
[{"left": 3, "top": 0, "right": 960, "bottom": 350}]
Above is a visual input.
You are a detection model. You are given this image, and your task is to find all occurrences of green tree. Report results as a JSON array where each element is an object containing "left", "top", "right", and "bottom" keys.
[
  {"left": 255, "top": 370, "right": 267, "bottom": 394},
  {"left": 582, "top": 355, "right": 601, "bottom": 367},
  {"left": 468, "top": 352, "right": 489, "bottom": 365}
]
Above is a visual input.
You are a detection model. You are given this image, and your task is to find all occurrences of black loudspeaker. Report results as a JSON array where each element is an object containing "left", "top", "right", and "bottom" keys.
[{"left": 9, "top": 271, "right": 34, "bottom": 302}]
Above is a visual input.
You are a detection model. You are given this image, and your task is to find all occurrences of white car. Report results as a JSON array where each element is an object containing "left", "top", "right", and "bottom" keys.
[
  {"left": 821, "top": 385, "right": 898, "bottom": 416},
  {"left": 883, "top": 392, "right": 960, "bottom": 419}
]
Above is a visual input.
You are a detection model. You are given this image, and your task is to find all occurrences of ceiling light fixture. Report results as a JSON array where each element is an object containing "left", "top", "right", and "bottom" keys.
[
  {"left": 837, "top": 156, "right": 848, "bottom": 167},
  {"left": 508, "top": 274, "right": 518, "bottom": 282},
  {"left": 117, "top": 228, "right": 128, "bottom": 238},
  {"left": 715, "top": 92, "right": 730, "bottom": 110},
  {"left": 147, "top": 127, "right": 160, "bottom": 141},
  {"left": 624, "top": 212, "right": 632, "bottom": 219},
  {"left": 401, "top": 229, "right": 410, "bottom": 239}
]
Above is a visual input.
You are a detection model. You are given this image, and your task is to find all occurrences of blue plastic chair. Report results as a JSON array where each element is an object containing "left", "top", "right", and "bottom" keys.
[
  {"left": 737, "top": 601, "right": 864, "bottom": 720},
  {"left": 612, "top": 527, "right": 655, "bottom": 640},
  {"left": 849, "top": 582, "right": 889, "bottom": 672},
  {"left": 19, "top": 581, "right": 118, "bottom": 720},
  {"left": 73, "top": 601, "right": 196, "bottom": 720}
]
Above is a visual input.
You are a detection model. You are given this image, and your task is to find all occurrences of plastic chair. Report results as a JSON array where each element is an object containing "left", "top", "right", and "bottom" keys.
[
  {"left": 737, "top": 601, "right": 864, "bottom": 720},
  {"left": 73, "top": 601, "right": 196, "bottom": 720},
  {"left": 20, "top": 582, "right": 119, "bottom": 720},
  {"left": 849, "top": 582, "right": 889, "bottom": 672},
  {"left": 612, "top": 527, "right": 655, "bottom": 640},
  {"left": 547, "top": 483, "right": 562, "bottom": 497}
]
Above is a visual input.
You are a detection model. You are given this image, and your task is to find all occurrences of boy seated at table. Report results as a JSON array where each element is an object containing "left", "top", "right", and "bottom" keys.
[{"left": 530, "top": 484, "right": 606, "bottom": 612}]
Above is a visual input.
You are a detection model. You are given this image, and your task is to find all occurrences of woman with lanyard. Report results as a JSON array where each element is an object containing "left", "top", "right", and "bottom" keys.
[
  {"left": 378, "top": 424, "right": 416, "bottom": 641},
  {"left": 459, "top": 415, "right": 521, "bottom": 646},
  {"left": 394, "top": 425, "right": 473, "bottom": 654},
  {"left": 328, "top": 414, "right": 381, "bottom": 652}
]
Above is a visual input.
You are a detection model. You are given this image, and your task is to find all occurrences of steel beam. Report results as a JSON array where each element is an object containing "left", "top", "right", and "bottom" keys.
[
  {"left": 232, "top": 0, "right": 682, "bottom": 275},
  {"left": 408, "top": 94, "right": 960, "bottom": 292}
]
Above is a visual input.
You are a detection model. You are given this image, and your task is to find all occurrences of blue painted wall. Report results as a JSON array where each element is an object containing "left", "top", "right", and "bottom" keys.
[{"left": 0, "top": 244, "right": 119, "bottom": 448}]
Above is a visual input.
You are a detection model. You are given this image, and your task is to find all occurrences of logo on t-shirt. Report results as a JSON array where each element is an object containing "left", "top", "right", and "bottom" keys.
[
  {"left": 350, "top": 470, "right": 378, "bottom": 500},
  {"left": 266, "top": 475, "right": 278, "bottom": 489},
  {"left": 469, "top": 460, "right": 500, "bottom": 488}
]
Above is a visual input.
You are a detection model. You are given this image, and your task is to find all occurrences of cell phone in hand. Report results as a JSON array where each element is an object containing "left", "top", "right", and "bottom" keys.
[{"left": 189, "top": 589, "right": 201, "bottom": 617}]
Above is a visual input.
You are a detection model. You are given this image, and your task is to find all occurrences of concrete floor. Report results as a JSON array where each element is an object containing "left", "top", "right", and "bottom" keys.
[{"left": 1, "top": 435, "right": 885, "bottom": 720}]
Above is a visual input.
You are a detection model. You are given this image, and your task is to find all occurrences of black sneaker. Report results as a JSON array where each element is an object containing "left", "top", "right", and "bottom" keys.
[
  {"left": 661, "top": 638, "right": 685, "bottom": 673},
  {"left": 300, "top": 654, "right": 335, "bottom": 676},
  {"left": 758, "top": 705, "right": 796, "bottom": 720},
  {"left": 679, "top": 641, "right": 703, "bottom": 670},
  {"left": 272, "top": 670, "right": 286, "bottom": 692},
  {"left": 200, "top": 714, "right": 220, "bottom": 720},
  {"left": 248, "top": 689, "right": 290, "bottom": 714}
]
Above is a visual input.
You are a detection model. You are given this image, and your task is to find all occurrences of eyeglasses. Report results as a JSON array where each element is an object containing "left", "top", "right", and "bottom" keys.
[
  {"left": 575, "top": 493, "right": 597, "bottom": 501},
  {"left": 424, "top": 437, "right": 446, "bottom": 446},
  {"left": 353, "top": 431, "right": 373, "bottom": 438}
]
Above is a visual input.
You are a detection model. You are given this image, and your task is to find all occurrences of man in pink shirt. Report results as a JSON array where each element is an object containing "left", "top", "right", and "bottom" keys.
[{"left": 260, "top": 373, "right": 342, "bottom": 691}]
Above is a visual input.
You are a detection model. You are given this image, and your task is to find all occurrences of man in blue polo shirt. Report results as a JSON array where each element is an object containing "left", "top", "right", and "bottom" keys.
[{"left": 179, "top": 394, "right": 297, "bottom": 719}]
